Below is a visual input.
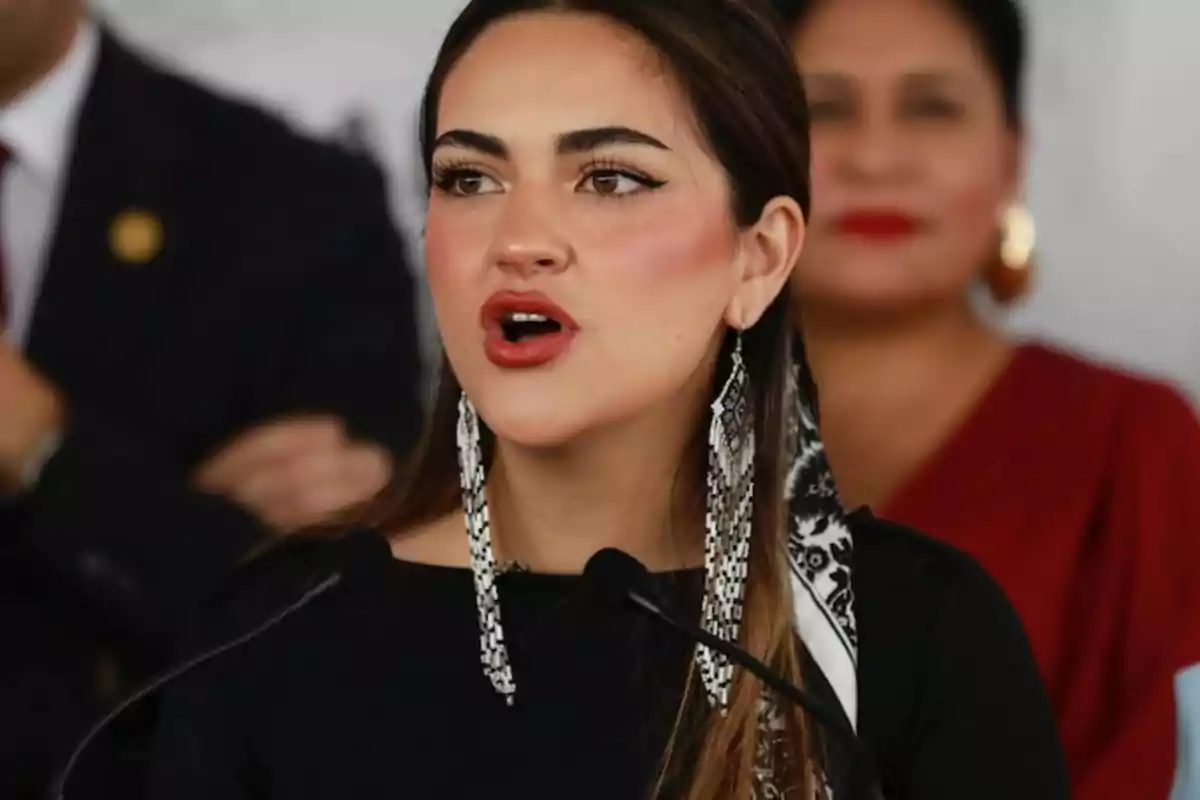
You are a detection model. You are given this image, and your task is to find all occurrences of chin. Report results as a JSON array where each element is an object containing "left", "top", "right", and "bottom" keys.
[
  {"left": 795, "top": 271, "right": 957, "bottom": 316},
  {"left": 816, "top": 286, "right": 934, "bottom": 313},
  {"left": 795, "top": 246, "right": 973, "bottom": 313},
  {"left": 476, "top": 399, "right": 590, "bottom": 451}
]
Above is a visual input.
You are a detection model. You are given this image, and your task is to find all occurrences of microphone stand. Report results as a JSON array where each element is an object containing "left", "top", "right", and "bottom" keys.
[
  {"left": 623, "top": 588, "right": 885, "bottom": 800},
  {"left": 627, "top": 590, "right": 849, "bottom": 735}
]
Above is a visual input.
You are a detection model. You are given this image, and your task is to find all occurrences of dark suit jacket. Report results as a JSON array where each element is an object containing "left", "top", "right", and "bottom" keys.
[{"left": 0, "top": 30, "right": 424, "bottom": 798}]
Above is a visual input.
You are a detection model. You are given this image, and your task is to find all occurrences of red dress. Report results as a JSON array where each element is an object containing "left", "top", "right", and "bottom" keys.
[{"left": 881, "top": 342, "right": 1200, "bottom": 799}]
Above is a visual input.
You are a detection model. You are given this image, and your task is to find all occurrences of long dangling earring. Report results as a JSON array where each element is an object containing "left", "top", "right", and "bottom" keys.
[
  {"left": 697, "top": 330, "right": 756, "bottom": 712},
  {"left": 985, "top": 203, "right": 1036, "bottom": 304},
  {"left": 457, "top": 391, "right": 516, "bottom": 705}
]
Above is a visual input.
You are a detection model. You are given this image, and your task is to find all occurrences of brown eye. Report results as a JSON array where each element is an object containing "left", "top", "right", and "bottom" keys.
[
  {"left": 589, "top": 171, "right": 624, "bottom": 196},
  {"left": 454, "top": 175, "right": 487, "bottom": 195},
  {"left": 432, "top": 167, "right": 502, "bottom": 197},
  {"left": 807, "top": 98, "right": 855, "bottom": 122},
  {"left": 902, "top": 95, "right": 963, "bottom": 120},
  {"left": 579, "top": 168, "right": 663, "bottom": 197}
]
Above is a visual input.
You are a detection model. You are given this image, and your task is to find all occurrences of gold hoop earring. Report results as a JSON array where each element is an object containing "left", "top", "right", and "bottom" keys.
[{"left": 985, "top": 204, "right": 1035, "bottom": 304}]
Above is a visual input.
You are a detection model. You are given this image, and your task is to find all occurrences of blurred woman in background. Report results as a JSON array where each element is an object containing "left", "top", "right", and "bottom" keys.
[{"left": 775, "top": 1, "right": 1200, "bottom": 798}]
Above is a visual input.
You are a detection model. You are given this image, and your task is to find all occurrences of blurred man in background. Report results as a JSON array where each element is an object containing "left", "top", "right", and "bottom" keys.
[{"left": 0, "top": 1, "right": 424, "bottom": 796}]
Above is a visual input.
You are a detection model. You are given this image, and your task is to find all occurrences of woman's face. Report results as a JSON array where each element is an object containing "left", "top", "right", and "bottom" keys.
[
  {"left": 425, "top": 11, "right": 796, "bottom": 447},
  {"left": 791, "top": 0, "right": 1020, "bottom": 312}
]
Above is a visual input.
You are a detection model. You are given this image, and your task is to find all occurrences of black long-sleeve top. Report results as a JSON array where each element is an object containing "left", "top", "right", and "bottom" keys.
[{"left": 144, "top": 514, "right": 1069, "bottom": 799}]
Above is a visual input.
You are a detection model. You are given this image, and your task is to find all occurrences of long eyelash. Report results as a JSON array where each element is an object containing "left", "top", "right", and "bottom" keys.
[
  {"left": 582, "top": 158, "right": 667, "bottom": 190},
  {"left": 430, "top": 158, "right": 484, "bottom": 192}
]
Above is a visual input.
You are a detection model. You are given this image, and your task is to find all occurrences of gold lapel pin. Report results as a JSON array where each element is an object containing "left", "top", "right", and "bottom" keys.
[{"left": 109, "top": 209, "right": 163, "bottom": 265}]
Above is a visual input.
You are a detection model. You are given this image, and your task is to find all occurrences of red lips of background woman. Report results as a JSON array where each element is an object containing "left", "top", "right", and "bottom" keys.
[{"left": 833, "top": 209, "right": 923, "bottom": 242}]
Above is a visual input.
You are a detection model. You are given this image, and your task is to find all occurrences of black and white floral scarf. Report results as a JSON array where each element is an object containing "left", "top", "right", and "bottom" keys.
[
  {"left": 756, "top": 364, "right": 857, "bottom": 798},
  {"left": 785, "top": 382, "right": 858, "bottom": 726}
]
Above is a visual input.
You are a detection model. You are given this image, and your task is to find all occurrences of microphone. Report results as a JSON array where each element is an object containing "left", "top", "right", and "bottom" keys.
[
  {"left": 48, "top": 572, "right": 344, "bottom": 800},
  {"left": 50, "top": 528, "right": 395, "bottom": 799},
  {"left": 582, "top": 548, "right": 884, "bottom": 800}
]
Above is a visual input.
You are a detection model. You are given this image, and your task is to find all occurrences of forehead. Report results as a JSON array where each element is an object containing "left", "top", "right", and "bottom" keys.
[
  {"left": 796, "top": 0, "right": 986, "bottom": 77},
  {"left": 436, "top": 12, "right": 699, "bottom": 147}
]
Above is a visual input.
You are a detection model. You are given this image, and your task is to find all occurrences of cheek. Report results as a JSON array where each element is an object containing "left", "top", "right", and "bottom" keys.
[
  {"left": 806, "top": 136, "right": 839, "bottom": 221},
  {"left": 423, "top": 201, "right": 492, "bottom": 326},
  {"left": 424, "top": 201, "right": 482, "bottom": 291},
  {"left": 574, "top": 198, "right": 737, "bottom": 425},
  {"left": 582, "top": 196, "right": 736, "bottom": 316},
  {"left": 926, "top": 145, "right": 1009, "bottom": 262},
  {"left": 422, "top": 202, "right": 502, "bottom": 385},
  {"left": 588, "top": 200, "right": 736, "bottom": 395}
]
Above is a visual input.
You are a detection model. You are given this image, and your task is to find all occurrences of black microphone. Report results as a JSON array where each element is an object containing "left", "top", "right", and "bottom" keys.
[
  {"left": 48, "top": 573, "right": 344, "bottom": 800},
  {"left": 49, "top": 529, "right": 397, "bottom": 799},
  {"left": 582, "top": 547, "right": 884, "bottom": 800}
]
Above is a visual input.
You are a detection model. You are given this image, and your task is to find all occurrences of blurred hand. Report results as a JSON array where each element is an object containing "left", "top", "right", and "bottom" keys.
[
  {"left": 0, "top": 336, "right": 64, "bottom": 492},
  {"left": 195, "top": 416, "right": 391, "bottom": 534}
]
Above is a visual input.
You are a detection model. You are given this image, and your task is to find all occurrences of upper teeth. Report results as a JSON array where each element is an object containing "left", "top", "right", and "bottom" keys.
[{"left": 505, "top": 312, "right": 549, "bottom": 323}]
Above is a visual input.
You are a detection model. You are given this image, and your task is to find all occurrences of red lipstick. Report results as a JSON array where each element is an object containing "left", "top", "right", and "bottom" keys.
[
  {"left": 834, "top": 210, "right": 921, "bottom": 240},
  {"left": 480, "top": 290, "right": 579, "bottom": 369}
]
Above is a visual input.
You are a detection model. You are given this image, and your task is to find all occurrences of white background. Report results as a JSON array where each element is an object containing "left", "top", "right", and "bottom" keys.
[{"left": 93, "top": 0, "right": 1200, "bottom": 398}]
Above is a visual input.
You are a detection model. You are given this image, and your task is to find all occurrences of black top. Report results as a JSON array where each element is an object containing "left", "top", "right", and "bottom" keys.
[{"left": 145, "top": 515, "right": 1068, "bottom": 799}]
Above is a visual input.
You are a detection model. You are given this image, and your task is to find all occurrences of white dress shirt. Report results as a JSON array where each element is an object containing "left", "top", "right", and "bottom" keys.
[{"left": 0, "top": 21, "right": 99, "bottom": 349}]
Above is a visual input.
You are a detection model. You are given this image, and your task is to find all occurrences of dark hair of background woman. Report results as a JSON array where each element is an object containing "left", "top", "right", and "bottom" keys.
[
  {"left": 369, "top": 0, "right": 819, "bottom": 797},
  {"left": 773, "top": 0, "right": 1026, "bottom": 126}
]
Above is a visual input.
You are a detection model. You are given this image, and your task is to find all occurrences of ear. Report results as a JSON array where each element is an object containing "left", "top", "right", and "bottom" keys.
[{"left": 724, "top": 196, "right": 806, "bottom": 330}]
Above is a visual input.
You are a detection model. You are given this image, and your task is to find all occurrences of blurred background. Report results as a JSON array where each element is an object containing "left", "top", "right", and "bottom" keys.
[{"left": 95, "top": 0, "right": 1200, "bottom": 399}]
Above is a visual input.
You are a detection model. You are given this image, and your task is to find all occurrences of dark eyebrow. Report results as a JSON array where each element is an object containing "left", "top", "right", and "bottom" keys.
[
  {"left": 556, "top": 126, "right": 670, "bottom": 153},
  {"left": 901, "top": 71, "right": 961, "bottom": 91},
  {"left": 432, "top": 129, "right": 507, "bottom": 157},
  {"left": 431, "top": 126, "right": 670, "bottom": 159},
  {"left": 802, "top": 72, "right": 852, "bottom": 89},
  {"left": 804, "top": 70, "right": 961, "bottom": 91}
]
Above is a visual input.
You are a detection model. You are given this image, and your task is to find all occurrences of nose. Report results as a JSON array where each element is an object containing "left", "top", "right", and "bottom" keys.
[
  {"left": 487, "top": 186, "right": 571, "bottom": 277},
  {"left": 837, "top": 114, "right": 912, "bottom": 185}
]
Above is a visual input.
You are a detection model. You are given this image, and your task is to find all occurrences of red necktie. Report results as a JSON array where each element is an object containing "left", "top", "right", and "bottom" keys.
[{"left": 0, "top": 141, "right": 9, "bottom": 330}]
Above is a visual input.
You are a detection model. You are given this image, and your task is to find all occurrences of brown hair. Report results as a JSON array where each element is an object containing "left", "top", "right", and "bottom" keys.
[{"left": 371, "top": 1, "right": 818, "bottom": 796}]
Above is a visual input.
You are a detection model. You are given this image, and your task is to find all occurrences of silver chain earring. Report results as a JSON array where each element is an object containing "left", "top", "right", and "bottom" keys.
[
  {"left": 456, "top": 391, "right": 516, "bottom": 705},
  {"left": 697, "top": 330, "right": 756, "bottom": 712}
]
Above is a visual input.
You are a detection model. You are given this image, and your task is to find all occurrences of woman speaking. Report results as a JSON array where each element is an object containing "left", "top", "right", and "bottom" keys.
[{"left": 145, "top": 1, "right": 1067, "bottom": 797}]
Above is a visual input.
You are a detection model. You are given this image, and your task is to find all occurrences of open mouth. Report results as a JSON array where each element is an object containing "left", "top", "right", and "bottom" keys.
[
  {"left": 480, "top": 290, "right": 578, "bottom": 368},
  {"left": 499, "top": 311, "right": 564, "bottom": 343}
]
